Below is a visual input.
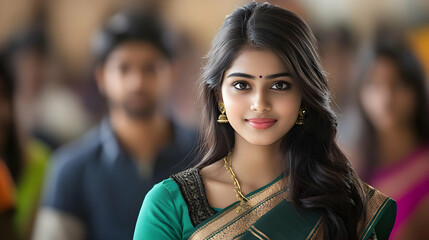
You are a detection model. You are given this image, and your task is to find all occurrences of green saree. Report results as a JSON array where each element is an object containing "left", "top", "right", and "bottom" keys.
[
  {"left": 184, "top": 168, "right": 396, "bottom": 240},
  {"left": 133, "top": 168, "right": 396, "bottom": 240}
]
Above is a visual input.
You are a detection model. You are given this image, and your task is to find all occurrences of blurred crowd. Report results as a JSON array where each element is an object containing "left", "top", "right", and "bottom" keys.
[{"left": 0, "top": 0, "right": 428, "bottom": 240}]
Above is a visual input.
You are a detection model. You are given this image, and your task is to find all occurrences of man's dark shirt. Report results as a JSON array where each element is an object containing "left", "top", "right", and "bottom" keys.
[{"left": 41, "top": 118, "right": 197, "bottom": 240}]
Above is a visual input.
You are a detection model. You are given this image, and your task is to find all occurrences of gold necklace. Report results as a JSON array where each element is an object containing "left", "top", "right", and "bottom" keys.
[{"left": 223, "top": 151, "right": 249, "bottom": 212}]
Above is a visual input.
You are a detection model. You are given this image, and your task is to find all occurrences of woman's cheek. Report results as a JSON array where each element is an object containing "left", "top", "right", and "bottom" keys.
[{"left": 225, "top": 95, "right": 246, "bottom": 118}]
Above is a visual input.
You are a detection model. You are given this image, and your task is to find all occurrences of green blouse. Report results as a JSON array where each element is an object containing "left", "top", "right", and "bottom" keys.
[{"left": 134, "top": 178, "right": 195, "bottom": 239}]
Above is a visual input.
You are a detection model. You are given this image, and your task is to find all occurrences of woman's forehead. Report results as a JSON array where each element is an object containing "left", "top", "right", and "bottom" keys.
[{"left": 225, "top": 48, "right": 288, "bottom": 76}]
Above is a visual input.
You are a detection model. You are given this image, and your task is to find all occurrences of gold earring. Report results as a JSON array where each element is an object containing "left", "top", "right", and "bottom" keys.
[
  {"left": 217, "top": 102, "right": 228, "bottom": 123},
  {"left": 295, "top": 107, "right": 307, "bottom": 125}
]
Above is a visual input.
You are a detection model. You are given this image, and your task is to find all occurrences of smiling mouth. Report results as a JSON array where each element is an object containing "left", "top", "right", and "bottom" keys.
[{"left": 245, "top": 118, "right": 277, "bottom": 129}]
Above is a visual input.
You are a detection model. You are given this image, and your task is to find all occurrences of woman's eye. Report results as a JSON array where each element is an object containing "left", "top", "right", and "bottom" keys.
[
  {"left": 271, "top": 81, "right": 290, "bottom": 90},
  {"left": 233, "top": 82, "right": 251, "bottom": 90}
]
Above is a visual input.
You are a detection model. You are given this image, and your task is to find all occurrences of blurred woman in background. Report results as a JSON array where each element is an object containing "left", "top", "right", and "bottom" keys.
[
  {"left": 357, "top": 31, "right": 429, "bottom": 239},
  {"left": 0, "top": 48, "right": 50, "bottom": 239}
]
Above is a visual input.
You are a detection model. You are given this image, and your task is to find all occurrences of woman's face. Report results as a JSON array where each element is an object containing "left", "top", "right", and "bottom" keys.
[
  {"left": 220, "top": 48, "right": 302, "bottom": 146},
  {"left": 360, "top": 57, "right": 417, "bottom": 131}
]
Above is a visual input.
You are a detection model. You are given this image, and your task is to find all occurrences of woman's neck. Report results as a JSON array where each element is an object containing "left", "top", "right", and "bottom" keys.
[{"left": 230, "top": 133, "right": 283, "bottom": 188}]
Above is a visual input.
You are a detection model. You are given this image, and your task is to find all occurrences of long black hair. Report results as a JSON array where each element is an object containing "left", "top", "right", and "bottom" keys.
[
  {"left": 195, "top": 2, "right": 365, "bottom": 239},
  {"left": 356, "top": 28, "right": 429, "bottom": 180}
]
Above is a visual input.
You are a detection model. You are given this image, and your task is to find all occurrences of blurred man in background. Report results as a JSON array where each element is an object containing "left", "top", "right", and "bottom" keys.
[{"left": 33, "top": 11, "right": 197, "bottom": 240}]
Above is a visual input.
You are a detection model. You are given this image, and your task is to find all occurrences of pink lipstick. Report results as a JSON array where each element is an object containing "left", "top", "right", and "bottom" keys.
[{"left": 246, "top": 118, "right": 277, "bottom": 129}]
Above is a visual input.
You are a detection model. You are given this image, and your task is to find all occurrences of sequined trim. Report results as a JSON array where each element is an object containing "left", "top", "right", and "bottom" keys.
[{"left": 171, "top": 168, "right": 217, "bottom": 227}]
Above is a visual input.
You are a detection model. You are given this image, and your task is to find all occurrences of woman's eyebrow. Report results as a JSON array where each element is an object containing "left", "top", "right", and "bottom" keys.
[
  {"left": 226, "top": 72, "right": 291, "bottom": 79},
  {"left": 266, "top": 72, "right": 291, "bottom": 79},
  {"left": 226, "top": 72, "right": 255, "bottom": 79}
]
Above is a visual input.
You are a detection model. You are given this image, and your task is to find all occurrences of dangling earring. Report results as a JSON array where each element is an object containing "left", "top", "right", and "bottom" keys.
[
  {"left": 217, "top": 102, "right": 228, "bottom": 123},
  {"left": 295, "top": 107, "right": 307, "bottom": 125}
]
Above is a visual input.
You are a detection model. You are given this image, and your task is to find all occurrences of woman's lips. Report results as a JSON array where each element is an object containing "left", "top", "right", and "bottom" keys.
[{"left": 246, "top": 118, "right": 277, "bottom": 129}]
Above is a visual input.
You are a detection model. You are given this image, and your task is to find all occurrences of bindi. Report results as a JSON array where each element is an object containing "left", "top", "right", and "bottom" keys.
[{"left": 259, "top": 75, "right": 263, "bottom": 78}]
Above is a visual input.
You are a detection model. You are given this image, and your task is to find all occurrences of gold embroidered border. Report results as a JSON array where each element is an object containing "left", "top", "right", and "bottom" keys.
[
  {"left": 248, "top": 227, "right": 264, "bottom": 240},
  {"left": 306, "top": 217, "right": 323, "bottom": 240},
  {"left": 250, "top": 226, "right": 271, "bottom": 240},
  {"left": 299, "top": 183, "right": 391, "bottom": 240},
  {"left": 358, "top": 183, "right": 391, "bottom": 240},
  {"left": 189, "top": 179, "right": 287, "bottom": 240},
  {"left": 361, "top": 199, "right": 390, "bottom": 240}
]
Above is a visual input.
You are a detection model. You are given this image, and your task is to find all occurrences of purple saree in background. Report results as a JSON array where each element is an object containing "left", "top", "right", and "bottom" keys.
[{"left": 369, "top": 143, "right": 429, "bottom": 239}]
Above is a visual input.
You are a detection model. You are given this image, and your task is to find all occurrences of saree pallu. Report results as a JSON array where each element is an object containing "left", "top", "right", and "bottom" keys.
[{"left": 188, "top": 178, "right": 396, "bottom": 240}]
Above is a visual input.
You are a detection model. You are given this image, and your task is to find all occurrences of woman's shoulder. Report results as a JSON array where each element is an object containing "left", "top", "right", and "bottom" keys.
[
  {"left": 170, "top": 167, "right": 219, "bottom": 227},
  {"left": 361, "top": 182, "right": 395, "bottom": 204},
  {"left": 148, "top": 167, "right": 206, "bottom": 196},
  {"left": 359, "top": 182, "right": 397, "bottom": 240},
  {"left": 171, "top": 168, "right": 200, "bottom": 184},
  {"left": 148, "top": 178, "right": 179, "bottom": 198},
  {"left": 135, "top": 173, "right": 194, "bottom": 239},
  {"left": 145, "top": 172, "right": 195, "bottom": 207},
  {"left": 361, "top": 182, "right": 397, "bottom": 216},
  {"left": 145, "top": 167, "right": 210, "bottom": 209},
  {"left": 172, "top": 162, "right": 226, "bottom": 183}
]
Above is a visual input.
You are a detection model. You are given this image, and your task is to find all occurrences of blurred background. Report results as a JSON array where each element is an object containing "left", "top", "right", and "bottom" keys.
[
  {"left": 0, "top": 0, "right": 428, "bottom": 239},
  {"left": 0, "top": 0, "right": 428, "bottom": 140}
]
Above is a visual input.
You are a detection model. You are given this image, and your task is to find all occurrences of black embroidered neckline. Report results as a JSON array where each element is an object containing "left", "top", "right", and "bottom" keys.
[{"left": 171, "top": 168, "right": 217, "bottom": 227}]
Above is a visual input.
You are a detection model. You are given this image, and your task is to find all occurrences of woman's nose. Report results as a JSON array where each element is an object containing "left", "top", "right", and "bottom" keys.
[{"left": 250, "top": 90, "right": 271, "bottom": 113}]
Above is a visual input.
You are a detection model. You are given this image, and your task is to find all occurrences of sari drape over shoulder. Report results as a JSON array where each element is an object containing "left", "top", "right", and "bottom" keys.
[
  {"left": 171, "top": 168, "right": 396, "bottom": 240},
  {"left": 133, "top": 168, "right": 396, "bottom": 239}
]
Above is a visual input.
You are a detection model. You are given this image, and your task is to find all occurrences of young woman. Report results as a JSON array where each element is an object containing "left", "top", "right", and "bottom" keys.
[
  {"left": 134, "top": 3, "right": 396, "bottom": 239},
  {"left": 356, "top": 31, "right": 429, "bottom": 239}
]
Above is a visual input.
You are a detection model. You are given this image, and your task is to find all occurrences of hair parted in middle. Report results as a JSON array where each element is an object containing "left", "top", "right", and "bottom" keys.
[{"left": 195, "top": 2, "right": 366, "bottom": 240}]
